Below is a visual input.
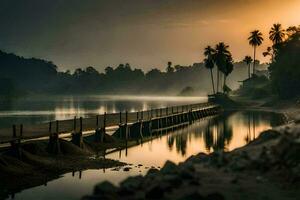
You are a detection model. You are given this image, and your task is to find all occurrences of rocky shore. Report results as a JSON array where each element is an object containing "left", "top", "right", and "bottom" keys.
[
  {"left": 83, "top": 124, "right": 300, "bottom": 200},
  {"left": 83, "top": 99, "right": 300, "bottom": 200}
]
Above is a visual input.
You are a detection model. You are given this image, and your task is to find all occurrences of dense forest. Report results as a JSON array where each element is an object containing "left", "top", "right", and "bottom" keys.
[
  {"left": 238, "top": 24, "right": 300, "bottom": 100},
  {"left": 0, "top": 50, "right": 267, "bottom": 96},
  {"left": 268, "top": 26, "right": 300, "bottom": 98}
]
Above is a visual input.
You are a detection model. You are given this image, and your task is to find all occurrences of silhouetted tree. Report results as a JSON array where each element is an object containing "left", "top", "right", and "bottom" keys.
[
  {"left": 269, "top": 27, "right": 300, "bottom": 98},
  {"left": 269, "top": 23, "right": 285, "bottom": 45},
  {"left": 243, "top": 56, "right": 253, "bottom": 78},
  {"left": 263, "top": 46, "right": 274, "bottom": 62},
  {"left": 166, "top": 61, "right": 174, "bottom": 73},
  {"left": 204, "top": 46, "right": 216, "bottom": 94},
  {"left": 248, "top": 30, "right": 264, "bottom": 75},
  {"left": 214, "top": 42, "right": 231, "bottom": 92},
  {"left": 223, "top": 55, "right": 234, "bottom": 93}
]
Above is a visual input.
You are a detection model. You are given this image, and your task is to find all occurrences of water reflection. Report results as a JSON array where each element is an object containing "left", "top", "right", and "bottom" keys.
[
  {"left": 9, "top": 111, "right": 285, "bottom": 200},
  {"left": 109, "top": 111, "right": 284, "bottom": 165},
  {"left": 167, "top": 112, "right": 284, "bottom": 157}
]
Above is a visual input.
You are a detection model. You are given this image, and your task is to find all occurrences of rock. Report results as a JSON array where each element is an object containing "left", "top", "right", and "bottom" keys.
[
  {"left": 147, "top": 168, "right": 159, "bottom": 175},
  {"left": 186, "top": 153, "right": 208, "bottom": 164},
  {"left": 209, "top": 152, "right": 228, "bottom": 167},
  {"left": 206, "top": 192, "right": 225, "bottom": 200},
  {"left": 145, "top": 184, "right": 165, "bottom": 199},
  {"left": 138, "top": 164, "right": 143, "bottom": 167},
  {"left": 251, "top": 130, "right": 281, "bottom": 145},
  {"left": 179, "top": 167, "right": 194, "bottom": 179},
  {"left": 179, "top": 191, "right": 205, "bottom": 200},
  {"left": 123, "top": 167, "right": 132, "bottom": 171},
  {"left": 94, "top": 181, "right": 117, "bottom": 195},
  {"left": 230, "top": 177, "right": 238, "bottom": 184},
  {"left": 120, "top": 176, "right": 143, "bottom": 191},
  {"left": 160, "top": 161, "right": 179, "bottom": 175},
  {"left": 162, "top": 174, "right": 182, "bottom": 188},
  {"left": 256, "top": 176, "right": 263, "bottom": 183},
  {"left": 228, "top": 157, "right": 248, "bottom": 171}
]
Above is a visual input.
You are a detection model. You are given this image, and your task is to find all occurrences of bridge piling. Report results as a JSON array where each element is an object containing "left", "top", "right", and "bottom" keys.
[
  {"left": 48, "top": 120, "right": 61, "bottom": 154},
  {"left": 72, "top": 117, "right": 83, "bottom": 148}
]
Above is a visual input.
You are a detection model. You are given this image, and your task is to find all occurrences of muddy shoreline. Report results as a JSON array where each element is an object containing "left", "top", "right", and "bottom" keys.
[
  {"left": 0, "top": 126, "right": 183, "bottom": 200},
  {"left": 0, "top": 136, "right": 128, "bottom": 200}
]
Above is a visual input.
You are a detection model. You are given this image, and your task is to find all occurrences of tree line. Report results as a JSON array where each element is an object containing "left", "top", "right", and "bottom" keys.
[
  {"left": 0, "top": 50, "right": 265, "bottom": 96},
  {"left": 202, "top": 23, "right": 300, "bottom": 99}
]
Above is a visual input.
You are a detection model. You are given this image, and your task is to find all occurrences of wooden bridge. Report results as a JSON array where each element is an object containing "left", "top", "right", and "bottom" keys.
[{"left": 0, "top": 102, "right": 222, "bottom": 150}]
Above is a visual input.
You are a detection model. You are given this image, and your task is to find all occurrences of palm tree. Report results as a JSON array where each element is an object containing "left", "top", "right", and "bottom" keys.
[
  {"left": 214, "top": 42, "right": 230, "bottom": 92},
  {"left": 263, "top": 47, "right": 274, "bottom": 62},
  {"left": 269, "top": 23, "right": 285, "bottom": 45},
  {"left": 223, "top": 55, "right": 234, "bottom": 93},
  {"left": 286, "top": 26, "right": 298, "bottom": 37},
  {"left": 204, "top": 46, "right": 216, "bottom": 94},
  {"left": 248, "top": 30, "right": 263, "bottom": 76},
  {"left": 243, "top": 56, "right": 253, "bottom": 79},
  {"left": 166, "top": 61, "right": 174, "bottom": 73}
]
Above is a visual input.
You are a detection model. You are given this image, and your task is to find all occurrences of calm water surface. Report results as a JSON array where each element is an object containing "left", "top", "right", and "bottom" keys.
[
  {"left": 9, "top": 108, "right": 284, "bottom": 200},
  {"left": 0, "top": 95, "right": 207, "bottom": 129}
]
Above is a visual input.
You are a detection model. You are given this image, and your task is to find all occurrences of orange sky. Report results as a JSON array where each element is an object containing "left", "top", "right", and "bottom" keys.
[{"left": 0, "top": 0, "right": 300, "bottom": 71}]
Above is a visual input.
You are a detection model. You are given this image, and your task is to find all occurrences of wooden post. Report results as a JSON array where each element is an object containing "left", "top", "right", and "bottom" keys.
[
  {"left": 119, "top": 112, "right": 122, "bottom": 124},
  {"left": 125, "top": 111, "right": 128, "bottom": 140},
  {"left": 137, "top": 111, "right": 139, "bottom": 121},
  {"left": 149, "top": 117, "right": 152, "bottom": 136},
  {"left": 48, "top": 120, "right": 61, "bottom": 154},
  {"left": 160, "top": 108, "right": 162, "bottom": 117},
  {"left": 103, "top": 112, "right": 106, "bottom": 129},
  {"left": 20, "top": 124, "right": 23, "bottom": 138},
  {"left": 95, "top": 115, "right": 101, "bottom": 142},
  {"left": 79, "top": 117, "right": 83, "bottom": 132},
  {"left": 56, "top": 120, "right": 59, "bottom": 134},
  {"left": 73, "top": 116, "right": 77, "bottom": 131},
  {"left": 49, "top": 121, "right": 52, "bottom": 133},
  {"left": 12, "top": 125, "right": 16, "bottom": 138},
  {"left": 172, "top": 107, "right": 174, "bottom": 114},
  {"left": 141, "top": 111, "right": 143, "bottom": 120},
  {"left": 102, "top": 112, "right": 106, "bottom": 142},
  {"left": 166, "top": 107, "right": 168, "bottom": 116},
  {"left": 96, "top": 115, "right": 99, "bottom": 128}
]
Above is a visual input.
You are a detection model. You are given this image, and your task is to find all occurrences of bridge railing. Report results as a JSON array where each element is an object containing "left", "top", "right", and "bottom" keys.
[{"left": 0, "top": 102, "right": 217, "bottom": 143}]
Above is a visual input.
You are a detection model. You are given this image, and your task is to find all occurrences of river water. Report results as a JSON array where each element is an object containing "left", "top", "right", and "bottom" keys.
[
  {"left": 0, "top": 95, "right": 206, "bottom": 129},
  {"left": 1, "top": 96, "right": 285, "bottom": 200}
]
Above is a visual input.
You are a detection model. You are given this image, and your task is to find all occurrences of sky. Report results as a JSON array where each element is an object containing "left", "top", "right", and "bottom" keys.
[{"left": 0, "top": 0, "right": 299, "bottom": 72}]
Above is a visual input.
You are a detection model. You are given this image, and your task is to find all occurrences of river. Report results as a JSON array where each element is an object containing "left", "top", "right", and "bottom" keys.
[{"left": 1, "top": 95, "right": 285, "bottom": 200}]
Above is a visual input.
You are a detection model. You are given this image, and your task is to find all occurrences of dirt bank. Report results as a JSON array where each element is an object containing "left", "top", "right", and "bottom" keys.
[{"left": 0, "top": 138, "right": 126, "bottom": 200}]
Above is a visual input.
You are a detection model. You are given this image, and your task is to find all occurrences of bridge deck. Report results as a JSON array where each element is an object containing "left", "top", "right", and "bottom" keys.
[{"left": 0, "top": 102, "right": 218, "bottom": 144}]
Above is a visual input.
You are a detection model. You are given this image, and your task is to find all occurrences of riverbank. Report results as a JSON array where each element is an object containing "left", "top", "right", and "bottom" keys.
[
  {"left": 0, "top": 138, "right": 126, "bottom": 200},
  {"left": 83, "top": 97, "right": 300, "bottom": 200}
]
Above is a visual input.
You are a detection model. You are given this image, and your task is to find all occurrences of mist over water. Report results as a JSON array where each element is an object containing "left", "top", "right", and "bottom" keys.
[{"left": 0, "top": 95, "right": 207, "bottom": 128}]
